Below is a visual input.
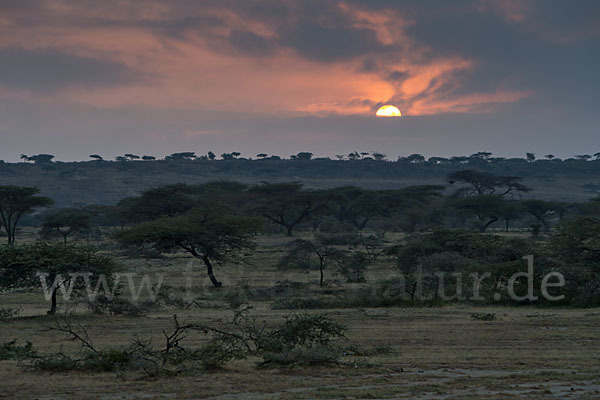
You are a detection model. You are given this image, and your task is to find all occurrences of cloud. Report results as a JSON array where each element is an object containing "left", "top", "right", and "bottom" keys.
[
  {"left": 278, "top": 22, "right": 384, "bottom": 62},
  {"left": 0, "top": 48, "right": 138, "bottom": 92},
  {"left": 228, "top": 29, "right": 276, "bottom": 56},
  {"left": 0, "top": 0, "right": 597, "bottom": 168}
]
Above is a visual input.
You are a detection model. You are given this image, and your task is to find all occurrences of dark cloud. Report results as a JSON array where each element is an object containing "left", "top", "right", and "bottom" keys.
[
  {"left": 228, "top": 30, "right": 276, "bottom": 56},
  {"left": 399, "top": 0, "right": 600, "bottom": 111},
  {"left": 387, "top": 70, "right": 408, "bottom": 83},
  {"left": 0, "top": 48, "right": 138, "bottom": 92},
  {"left": 279, "top": 22, "right": 384, "bottom": 62}
]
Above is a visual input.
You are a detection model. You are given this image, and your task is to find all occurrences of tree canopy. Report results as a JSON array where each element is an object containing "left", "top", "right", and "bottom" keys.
[
  {"left": 0, "top": 186, "right": 53, "bottom": 244},
  {"left": 115, "top": 207, "right": 260, "bottom": 287}
]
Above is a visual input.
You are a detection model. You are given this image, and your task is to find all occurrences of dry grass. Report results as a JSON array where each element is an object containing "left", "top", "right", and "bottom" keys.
[{"left": 1, "top": 231, "right": 599, "bottom": 399}]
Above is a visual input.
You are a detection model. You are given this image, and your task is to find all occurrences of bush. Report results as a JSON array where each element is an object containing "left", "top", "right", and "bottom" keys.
[
  {"left": 269, "top": 312, "right": 347, "bottom": 350},
  {"left": 261, "top": 345, "right": 342, "bottom": 367},
  {"left": 33, "top": 353, "right": 77, "bottom": 372},
  {"left": 30, "top": 310, "right": 351, "bottom": 375},
  {"left": 337, "top": 252, "right": 368, "bottom": 283},
  {"left": 187, "top": 341, "right": 244, "bottom": 370},
  {"left": 470, "top": 312, "right": 496, "bottom": 321},
  {"left": 0, "top": 340, "right": 37, "bottom": 360},
  {"left": 87, "top": 295, "right": 157, "bottom": 317},
  {"left": 0, "top": 307, "right": 21, "bottom": 322}
]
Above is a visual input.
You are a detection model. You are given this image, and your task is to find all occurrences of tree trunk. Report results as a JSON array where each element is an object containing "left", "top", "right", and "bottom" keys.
[
  {"left": 202, "top": 256, "right": 222, "bottom": 288},
  {"left": 285, "top": 225, "right": 293, "bottom": 236},
  {"left": 7, "top": 225, "right": 14, "bottom": 245},
  {"left": 480, "top": 217, "right": 498, "bottom": 232},
  {"left": 542, "top": 219, "right": 550, "bottom": 232},
  {"left": 319, "top": 258, "right": 324, "bottom": 286},
  {"left": 48, "top": 287, "right": 58, "bottom": 315}
]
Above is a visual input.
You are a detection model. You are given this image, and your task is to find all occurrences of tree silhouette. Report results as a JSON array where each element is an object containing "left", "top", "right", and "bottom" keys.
[
  {"left": 448, "top": 170, "right": 530, "bottom": 198},
  {"left": 372, "top": 152, "right": 386, "bottom": 161},
  {"left": 249, "top": 182, "right": 329, "bottom": 236},
  {"left": 41, "top": 208, "right": 93, "bottom": 244},
  {"left": 116, "top": 207, "right": 258, "bottom": 287},
  {"left": 27, "top": 154, "right": 55, "bottom": 164},
  {"left": 0, "top": 186, "right": 53, "bottom": 244},
  {"left": 278, "top": 235, "right": 346, "bottom": 286},
  {"left": 295, "top": 152, "right": 313, "bottom": 160},
  {"left": 165, "top": 152, "right": 195, "bottom": 161}
]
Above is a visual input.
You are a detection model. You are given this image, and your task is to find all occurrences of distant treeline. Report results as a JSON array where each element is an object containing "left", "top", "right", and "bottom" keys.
[
  {"left": 1, "top": 152, "right": 600, "bottom": 207},
  {"left": 9, "top": 150, "right": 600, "bottom": 163}
]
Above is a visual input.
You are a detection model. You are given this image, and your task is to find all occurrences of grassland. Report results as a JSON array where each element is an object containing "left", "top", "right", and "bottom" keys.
[{"left": 1, "top": 231, "right": 599, "bottom": 399}]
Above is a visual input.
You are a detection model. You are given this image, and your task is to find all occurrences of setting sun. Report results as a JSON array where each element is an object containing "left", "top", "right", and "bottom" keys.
[{"left": 376, "top": 105, "right": 402, "bottom": 117}]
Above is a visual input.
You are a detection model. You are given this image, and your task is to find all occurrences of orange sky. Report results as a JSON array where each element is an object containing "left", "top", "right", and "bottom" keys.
[
  {"left": 0, "top": 0, "right": 598, "bottom": 161},
  {"left": 0, "top": 1, "right": 534, "bottom": 116}
]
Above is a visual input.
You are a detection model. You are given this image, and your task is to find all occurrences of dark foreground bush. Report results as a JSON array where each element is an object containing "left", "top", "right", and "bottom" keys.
[
  {"left": 0, "top": 307, "right": 21, "bottom": 322},
  {"left": 86, "top": 295, "right": 158, "bottom": 317},
  {"left": 29, "top": 309, "right": 349, "bottom": 376},
  {"left": 261, "top": 345, "right": 342, "bottom": 367},
  {"left": 0, "top": 340, "right": 37, "bottom": 360}
]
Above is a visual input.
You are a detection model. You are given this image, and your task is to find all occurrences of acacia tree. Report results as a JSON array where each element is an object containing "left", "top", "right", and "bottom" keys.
[
  {"left": 115, "top": 207, "right": 259, "bottom": 287},
  {"left": 116, "top": 184, "right": 200, "bottom": 223},
  {"left": 448, "top": 170, "right": 531, "bottom": 198},
  {"left": 249, "top": 182, "right": 329, "bottom": 236},
  {"left": 41, "top": 209, "right": 93, "bottom": 244},
  {"left": 295, "top": 152, "right": 313, "bottom": 160},
  {"left": 278, "top": 235, "right": 346, "bottom": 286},
  {"left": 522, "top": 200, "right": 565, "bottom": 232},
  {"left": 165, "top": 152, "right": 196, "bottom": 161},
  {"left": 328, "top": 187, "right": 388, "bottom": 230},
  {"left": 0, "top": 242, "right": 117, "bottom": 314},
  {"left": 551, "top": 217, "right": 600, "bottom": 306},
  {"left": 372, "top": 152, "right": 386, "bottom": 161},
  {"left": 450, "top": 195, "right": 508, "bottom": 232},
  {"left": 27, "top": 154, "right": 55, "bottom": 164},
  {"left": 0, "top": 186, "right": 53, "bottom": 244}
]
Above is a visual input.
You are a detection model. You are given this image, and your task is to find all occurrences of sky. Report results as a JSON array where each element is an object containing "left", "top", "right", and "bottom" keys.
[{"left": 0, "top": 0, "right": 599, "bottom": 162}]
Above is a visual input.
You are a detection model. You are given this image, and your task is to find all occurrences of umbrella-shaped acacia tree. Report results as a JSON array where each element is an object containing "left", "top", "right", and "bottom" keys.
[{"left": 115, "top": 206, "right": 259, "bottom": 287}]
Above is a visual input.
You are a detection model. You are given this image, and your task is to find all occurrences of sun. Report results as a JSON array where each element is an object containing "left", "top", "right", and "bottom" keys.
[{"left": 376, "top": 105, "right": 402, "bottom": 117}]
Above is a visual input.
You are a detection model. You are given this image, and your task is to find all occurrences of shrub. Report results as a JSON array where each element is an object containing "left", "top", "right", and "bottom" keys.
[
  {"left": 261, "top": 345, "right": 342, "bottom": 367},
  {"left": 471, "top": 312, "right": 496, "bottom": 321},
  {"left": 0, "top": 340, "right": 37, "bottom": 360},
  {"left": 87, "top": 295, "right": 157, "bottom": 317},
  {"left": 30, "top": 310, "right": 351, "bottom": 375},
  {"left": 337, "top": 252, "right": 368, "bottom": 283},
  {"left": 0, "top": 307, "right": 21, "bottom": 322},
  {"left": 33, "top": 353, "right": 77, "bottom": 372}
]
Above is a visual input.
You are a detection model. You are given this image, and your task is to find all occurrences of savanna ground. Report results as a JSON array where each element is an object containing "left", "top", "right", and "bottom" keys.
[{"left": 1, "top": 230, "right": 599, "bottom": 399}]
